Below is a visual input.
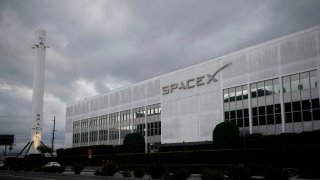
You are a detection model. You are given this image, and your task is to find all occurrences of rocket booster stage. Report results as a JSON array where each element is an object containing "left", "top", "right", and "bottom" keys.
[{"left": 31, "top": 30, "right": 47, "bottom": 150}]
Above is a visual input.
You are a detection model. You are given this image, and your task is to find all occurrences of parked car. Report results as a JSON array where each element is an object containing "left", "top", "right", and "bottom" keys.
[
  {"left": 43, "top": 162, "right": 61, "bottom": 167},
  {"left": 42, "top": 162, "right": 64, "bottom": 173},
  {"left": 0, "top": 161, "right": 4, "bottom": 167},
  {"left": 0, "top": 161, "right": 8, "bottom": 170}
]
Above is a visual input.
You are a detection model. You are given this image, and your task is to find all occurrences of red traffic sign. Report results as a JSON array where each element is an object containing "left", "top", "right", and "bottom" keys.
[{"left": 88, "top": 149, "right": 93, "bottom": 155}]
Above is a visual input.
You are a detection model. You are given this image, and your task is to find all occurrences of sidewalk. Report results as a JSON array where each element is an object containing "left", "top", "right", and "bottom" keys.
[
  {"left": 63, "top": 168, "right": 202, "bottom": 180},
  {"left": 63, "top": 168, "right": 319, "bottom": 180}
]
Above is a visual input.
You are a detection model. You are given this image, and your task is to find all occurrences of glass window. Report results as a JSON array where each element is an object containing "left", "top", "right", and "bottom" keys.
[
  {"left": 237, "top": 119, "right": 243, "bottom": 127},
  {"left": 285, "top": 113, "right": 292, "bottom": 123},
  {"left": 223, "top": 89, "right": 229, "bottom": 103},
  {"left": 291, "top": 74, "right": 299, "bottom": 92},
  {"left": 267, "top": 105, "right": 274, "bottom": 114},
  {"left": 224, "top": 111, "right": 229, "bottom": 120},
  {"left": 230, "top": 111, "right": 236, "bottom": 119},
  {"left": 292, "top": 101, "right": 301, "bottom": 111},
  {"left": 310, "top": 70, "right": 318, "bottom": 88},
  {"left": 302, "top": 100, "right": 311, "bottom": 110},
  {"left": 273, "top": 78, "right": 280, "bottom": 94},
  {"left": 259, "top": 106, "right": 265, "bottom": 115},
  {"left": 275, "top": 114, "right": 281, "bottom": 124},
  {"left": 259, "top": 116, "right": 266, "bottom": 125},
  {"left": 243, "top": 85, "right": 248, "bottom": 100},
  {"left": 312, "top": 99, "right": 320, "bottom": 109},
  {"left": 257, "top": 82, "right": 265, "bottom": 97},
  {"left": 275, "top": 104, "right": 281, "bottom": 114},
  {"left": 285, "top": 103, "right": 291, "bottom": 112},
  {"left": 267, "top": 115, "right": 274, "bottom": 125},
  {"left": 244, "top": 118, "right": 249, "bottom": 127},
  {"left": 251, "top": 83, "right": 257, "bottom": 98},
  {"left": 303, "top": 111, "right": 312, "bottom": 121},
  {"left": 282, "top": 76, "right": 291, "bottom": 93},
  {"left": 253, "top": 117, "right": 258, "bottom": 126},
  {"left": 300, "top": 72, "right": 310, "bottom": 90},
  {"left": 265, "top": 80, "right": 273, "bottom": 96},
  {"left": 229, "top": 88, "right": 236, "bottom": 102},
  {"left": 293, "top": 112, "right": 301, "bottom": 122},
  {"left": 224, "top": 112, "right": 229, "bottom": 120},
  {"left": 154, "top": 122, "right": 158, "bottom": 128},
  {"left": 252, "top": 107, "right": 257, "bottom": 116},
  {"left": 236, "top": 86, "right": 243, "bottom": 101},
  {"left": 237, "top": 110, "right": 243, "bottom": 118},
  {"left": 244, "top": 109, "right": 249, "bottom": 117},
  {"left": 313, "top": 109, "right": 320, "bottom": 120}
]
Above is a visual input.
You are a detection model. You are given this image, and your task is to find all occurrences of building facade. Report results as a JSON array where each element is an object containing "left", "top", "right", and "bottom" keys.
[{"left": 65, "top": 25, "right": 320, "bottom": 151}]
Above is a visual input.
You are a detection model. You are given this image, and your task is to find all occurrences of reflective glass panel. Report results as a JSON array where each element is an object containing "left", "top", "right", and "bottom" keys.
[
  {"left": 273, "top": 78, "right": 280, "bottom": 94},
  {"left": 251, "top": 83, "right": 257, "bottom": 98},
  {"left": 300, "top": 72, "right": 310, "bottom": 90},
  {"left": 229, "top": 88, "right": 236, "bottom": 102},
  {"left": 236, "top": 86, "right": 243, "bottom": 101},
  {"left": 303, "top": 111, "right": 312, "bottom": 121},
  {"left": 223, "top": 89, "right": 229, "bottom": 102},
  {"left": 291, "top": 74, "right": 299, "bottom": 92},
  {"left": 257, "top": 82, "right": 265, "bottom": 97},
  {"left": 283, "top": 76, "right": 291, "bottom": 93},
  {"left": 265, "top": 80, "right": 273, "bottom": 96},
  {"left": 302, "top": 100, "right": 311, "bottom": 110},
  {"left": 243, "top": 85, "right": 248, "bottom": 100},
  {"left": 293, "top": 112, "right": 301, "bottom": 122},
  {"left": 275, "top": 114, "right": 281, "bottom": 124},
  {"left": 310, "top": 70, "right": 318, "bottom": 88}
]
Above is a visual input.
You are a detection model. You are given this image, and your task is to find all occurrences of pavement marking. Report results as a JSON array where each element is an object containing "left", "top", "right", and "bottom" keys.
[{"left": 0, "top": 174, "right": 56, "bottom": 180}]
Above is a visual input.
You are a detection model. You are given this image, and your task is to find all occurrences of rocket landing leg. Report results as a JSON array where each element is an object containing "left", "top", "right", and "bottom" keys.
[{"left": 16, "top": 141, "right": 48, "bottom": 158}]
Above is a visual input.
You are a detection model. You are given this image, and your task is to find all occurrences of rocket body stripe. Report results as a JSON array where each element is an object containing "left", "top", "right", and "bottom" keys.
[{"left": 31, "top": 30, "right": 47, "bottom": 150}]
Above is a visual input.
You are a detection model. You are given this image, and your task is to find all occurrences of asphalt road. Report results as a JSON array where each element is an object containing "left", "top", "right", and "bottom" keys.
[{"left": 0, "top": 170, "right": 127, "bottom": 180}]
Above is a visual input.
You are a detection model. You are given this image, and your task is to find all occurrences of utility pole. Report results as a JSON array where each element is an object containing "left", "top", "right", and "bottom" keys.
[{"left": 51, "top": 116, "right": 55, "bottom": 156}]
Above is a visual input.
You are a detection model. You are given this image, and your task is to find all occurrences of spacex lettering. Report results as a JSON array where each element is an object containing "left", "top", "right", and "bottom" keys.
[{"left": 162, "top": 62, "right": 232, "bottom": 95}]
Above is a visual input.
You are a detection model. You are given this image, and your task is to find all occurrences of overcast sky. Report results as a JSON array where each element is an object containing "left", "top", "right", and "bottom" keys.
[{"left": 1, "top": 0, "right": 320, "bottom": 154}]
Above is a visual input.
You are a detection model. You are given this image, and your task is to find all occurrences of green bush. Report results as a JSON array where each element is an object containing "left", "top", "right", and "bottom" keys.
[
  {"left": 201, "top": 169, "right": 224, "bottom": 180},
  {"left": 226, "top": 164, "right": 250, "bottom": 180},
  {"left": 122, "top": 170, "right": 131, "bottom": 177},
  {"left": 123, "top": 133, "right": 145, "bottom": 153},
  {"left": 134, "top": 168, "right": 145, "bottom": 178},
  {"left": 102, "top": 161, "right": 117, "bottom": 176},
  {"left": 73, "top": 163, "right": 83, "bottom": 174},
  {"left": 170, "top": 168, "right": 190, "bottom": 180},
  {"left": 94, "top": 170, "right": 101, "bottom": 175},
  {"left": 213, "top": 121, "right": 240, "bottom": 149},
  {"left": 148, "top": 163, "right": 166, "bottom": 179}
]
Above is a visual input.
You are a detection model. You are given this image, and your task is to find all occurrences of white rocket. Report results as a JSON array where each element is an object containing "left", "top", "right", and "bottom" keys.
[{"left": 31, "top": 30, "right": 48, "bottom": 150}]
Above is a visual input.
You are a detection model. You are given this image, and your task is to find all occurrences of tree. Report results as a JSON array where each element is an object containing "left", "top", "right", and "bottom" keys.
[
  {"left": 123, "top": 133, "right": 145, "bottom": 153},
  {"left": 213, "top": 121, "right": 240, "bottom": 149}
]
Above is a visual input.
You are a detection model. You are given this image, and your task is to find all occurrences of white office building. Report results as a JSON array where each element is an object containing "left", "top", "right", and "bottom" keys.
[{"left": 65, "top": 25, "right": 320, "bottom": 151}]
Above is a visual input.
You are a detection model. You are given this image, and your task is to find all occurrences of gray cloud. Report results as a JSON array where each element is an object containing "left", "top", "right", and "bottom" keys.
[{"left": 1, "top": 0, "right": 320, "bottom": 154}]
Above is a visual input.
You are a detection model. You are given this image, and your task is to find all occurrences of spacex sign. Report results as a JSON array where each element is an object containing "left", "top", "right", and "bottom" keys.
[{"left": 162, "top": 62, "right": 232, "bottom": 95}]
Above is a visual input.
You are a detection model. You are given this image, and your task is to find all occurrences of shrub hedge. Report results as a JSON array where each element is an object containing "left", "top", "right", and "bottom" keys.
[{"left": 5, "top": 131, "right": 320, "bottom": 175}]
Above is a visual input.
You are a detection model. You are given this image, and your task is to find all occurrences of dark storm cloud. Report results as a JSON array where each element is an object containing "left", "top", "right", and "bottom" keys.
[{"left": 1, "top": 0, "right": 320, "bottom": 153}]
